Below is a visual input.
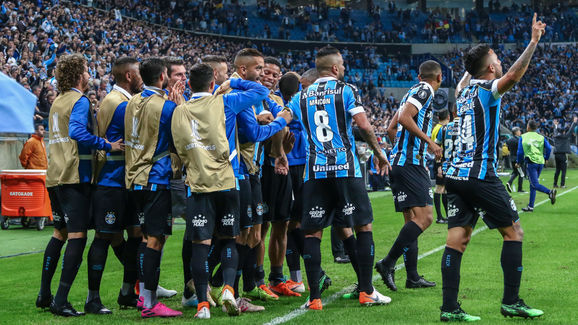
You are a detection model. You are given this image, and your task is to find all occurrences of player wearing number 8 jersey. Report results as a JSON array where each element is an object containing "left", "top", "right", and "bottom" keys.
[
  {"left": 440, "top": 13, "right": 546, "bottom": 322},
  {"left": 286, "top": 46, "right": 391, "bottom": 309}
]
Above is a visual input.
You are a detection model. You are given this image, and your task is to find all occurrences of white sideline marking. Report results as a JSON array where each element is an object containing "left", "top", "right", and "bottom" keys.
[{"left": 264, "top": 186, "right": 577, "bottom": 325}]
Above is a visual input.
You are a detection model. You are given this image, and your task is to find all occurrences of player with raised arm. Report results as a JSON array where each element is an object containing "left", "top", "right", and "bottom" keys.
[{"left": 440, "top": 13, "right": 546, "bottom": 322}]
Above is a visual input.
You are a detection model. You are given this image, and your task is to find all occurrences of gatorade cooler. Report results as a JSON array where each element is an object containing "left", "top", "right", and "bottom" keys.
[{"left": 0, "top": 170, "right": 52, "bottom": 220}]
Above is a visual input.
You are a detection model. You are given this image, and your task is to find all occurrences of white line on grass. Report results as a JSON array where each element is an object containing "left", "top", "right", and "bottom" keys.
[{"left": 264, "top": 186, "right": 578, "bottom": 325}]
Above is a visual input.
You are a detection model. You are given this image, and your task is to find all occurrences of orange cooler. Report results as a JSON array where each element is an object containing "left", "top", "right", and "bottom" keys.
[{"left": 0, "top": 170, "right": 52, "bottom": 219}]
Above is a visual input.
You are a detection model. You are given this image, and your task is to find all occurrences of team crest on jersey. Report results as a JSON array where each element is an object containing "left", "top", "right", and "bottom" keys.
[
  {"left": 105, "top": 212, "right": 116, "bottom": 225},
  {"left": 246, "top": 206, "right": 253, "bottom": 220},
  {"left": 397, "top": 192, "right": 408, "bottom": 202},
  {"left": 418, "top": 90, "right": 428, "bottom": 99},
  {"left": 509, "top": 198, "right": 517, "bottom": 212},
  {"left": 256, "top": 203, "right": 265, "bottom": 216},
  {"left": 222, "top": 214, "right": 235, "bottom": 226},
  {"left": 192, "top": 214, "right": 208, "bottom": 227},
  {"left": 342, "top": 203, "right": 356, "bottom": 216},
  {"left": 309, "top": 206, "right": 325, "bottom": 219}
]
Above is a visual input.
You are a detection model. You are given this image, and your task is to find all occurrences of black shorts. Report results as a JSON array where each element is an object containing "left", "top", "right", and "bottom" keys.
[
  {"left": 289, "top": 165, "right": 305, "bottom": 222},
  {"left": 130, "top": 189, "right": 172, "bottom": 237},
  {"left": 47, "top": 187, "right": 66, "bottom": 231},
  {"left": 92, "top": 186, "right": 139, "bottom": 233},
  {"left": 239, "top": 178, "right": 254, "bottom": 229},
  {"left": 56, "top": 184, "right": 92, "bottom": 233},
  {"left": 170, "top": 179, "right": 187, "bottom": 220},
  {"left": 390, "top": 164, "right": 433, "bottom": 212},
  {"left": 261, "top": 165, "right": 292, "bottom": 223},
  {"left": 300, "top": 177, "right": 373, "bottom": 231},
  {"left": 445, "top": 177, "right": 519, "bottom": 230},
  {"left": 249, "top": 174, "right": 265, "bottom": 225},
  {"left": 185, "top": 189, "right": 240, "bottom": 241}
]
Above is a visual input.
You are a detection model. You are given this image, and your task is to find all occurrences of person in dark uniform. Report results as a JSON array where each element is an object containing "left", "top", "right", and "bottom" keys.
[
  {"left": 552, "top": 116, "right": 577, "bottom": 188},
  {"left": 506, "top": 127, "right": 525, "bottom": 193}
]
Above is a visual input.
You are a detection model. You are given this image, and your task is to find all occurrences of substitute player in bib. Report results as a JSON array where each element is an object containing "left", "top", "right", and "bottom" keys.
[
  {"left": 287, "top": 46, "right": 392, "bottom": 310},
  {"left": 125, "top": 57, "right": 184, "bottom": 318},
  {"left": 376, "top": 60, "right": 443, "bottom": 291},
  {"left": 40, "top": 53, "right": 123, "bottom": 316},
  {"left": 88, "top": 57, "right": 143, "bottom": 313},
  {"left": 440, "top": 14, "right": 546, "bottom": 321}
]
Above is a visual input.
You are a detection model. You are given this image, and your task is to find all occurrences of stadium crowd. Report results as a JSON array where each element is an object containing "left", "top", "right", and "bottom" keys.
[{"left": 1, "top": 0, "right": 576, "bottom": 140}]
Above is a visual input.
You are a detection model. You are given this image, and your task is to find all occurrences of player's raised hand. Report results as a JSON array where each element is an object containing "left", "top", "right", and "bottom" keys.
[
  {"left": 169, "top": 80, "right": 185, "bottom": 105},
  {"left": 531, "top": 13, "right": 546, "bottom": 43},
  {"left": 374, "top": 152, "right": 391, "bottom": 176}
]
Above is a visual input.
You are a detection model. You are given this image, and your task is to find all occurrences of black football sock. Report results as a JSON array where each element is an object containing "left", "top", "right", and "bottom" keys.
[
  {"left": 182, "top": 238, "right": 193, "bottom": 298},
  {"left": 268, "top": 265, "right": 284, "bottom": 285},
  {"left": 143, "top": 247, "right": 161, "bottom": 308},
  {"left": 87, "top": 237, "right": 110, "bottom": 301},
  {"left": 112, "top": 238, "right": 126, "bottom": 266},
  {"left": 441, "top": 246, "right": 462, "bottom": 312},
  {"left": 191, "top": 243, "right": 210, "bottom": 303},
  {"left": 434, "top": 193, "right": 443, "bottom": 220},
  {"left": 234, "top": 244, "right": 249, "bottom": 298},
  {"left": 39, "top": 237, "right": 65, "bottom": 297},
  {"left": 220, "top": 239, "right": 239, "bottom": 289},
  {"left": 136, "top": 241, "right": 146, "bottom": 283},
  {"left": 243, "top": 247, "right": 258, "bottom": 292},
  {"left": 501, "top": 241, "right": 523, "bottom": 305},
  {"left": 255, "top": 265, "right": 266, "bottom": 286},
  {"left": 286, "top": 229, "right": 301, "bottom": 282},
  {"left": 207, "top": 239, "right": 223, "bottom": 276},
  {"left": 441, "top": 194, "right": 448, "bottom": 218},
  {"left": 342, "top": 235, "right": 360, "bottom": 279},
  {"left": 121, "top": 237, "right": 140, "bottom": 295},
  {"left": 404, "top": 240, "right": 420, "bottom": 281},
  {"left": 303, "top": 237, "right": 322, "bottom": 300},
  {"left": 383, "top": 221, "right": 423, "bottom": 267},
  {"left": 356, "top": 231, "right": 375, "bottom": 294},
  {"left": 54, "top": 237, "right": 87, "bottom": 306}
]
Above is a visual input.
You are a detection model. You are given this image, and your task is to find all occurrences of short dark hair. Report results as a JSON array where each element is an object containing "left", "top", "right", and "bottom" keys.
[
  {"left": 419, "top": 60, "right": 441, "bottom": 81},
  {"left": 188, "top": 63, "right": 214, "bottom": 93},
  {"left": 301, "top": 68, "right": 319, "bottom": 81},
  {"left": 436, "top": 109, "right": 449, "bottom": 121},
  {"left": 234, "top": 48, "right": 263, "bottom": 68},
  {"left": 112, "top": 57, "right": 138, "bottom": 83},
  {"left": 140, "top": 57, "right": 166, "bottom": 86},
  {"left": 202, "top": 55, "right": 227, "bottom": 64},
  {"left": 316, "top": 46, "right": 340, "bottom": 60},
  {"left": 34, "top": 123, "right": 44, "bottom": 131},
  {"left": 264, "top": 57, "right": 282, "bottom": 70},
  {"left": 278, "top": 73, "right": 300, "bottom": 100},
  {"left": 527, "top": 119, "right": 538, "bottom": 131},
  {"left": 165, "top": 57, "right": 185, "bottom": 76},
  {"left": 464, "top": 44, "right": 491, "bottom": 78}
]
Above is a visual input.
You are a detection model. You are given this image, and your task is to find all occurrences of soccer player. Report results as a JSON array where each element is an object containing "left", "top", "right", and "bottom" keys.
[
  {"left": 202, "top": 55, "right": 229, "bottom": 92},
  {"left": 40, "top": 53, "right": 123, "bottom": 316},
  {"left": 432, "top": 109, "right": 451, "bottom": 224},
  {"left": 517, "top": 120, "right": 556, "bottom": 212},
  {"left": 124, "top": 57, "right": 183, "bottom": 318},
  {"left": 172, "top": 63, "right": 290, "bottom": 318},
  {"left": 287, "top": 46, "right": 391, "bottom": 310},
  {"left": 88, "top": 57, "right": 143, "bottom": 313},
  {"left": 440, "top": 13, "right": 546, "bottom": 321},
  {"left": 376, "top": 60, "right": 443, "bottom": 291},
  {"left": 506, "top": 127, "right": 525, "bottom": 193}
]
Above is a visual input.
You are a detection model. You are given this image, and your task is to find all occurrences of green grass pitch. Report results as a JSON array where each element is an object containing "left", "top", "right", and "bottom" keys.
[{"left": 0, "top": 169, "right": 576, "bottom": 324}]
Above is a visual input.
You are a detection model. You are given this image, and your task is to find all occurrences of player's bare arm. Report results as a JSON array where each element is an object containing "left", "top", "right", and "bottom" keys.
[
  {"left": 455, "top": 71, "right": 471, "bottom": 97},
  {"left": 398, "top": 102, "right": 442, "bottom": 160},
  {"left": 386, "top": 110, "right": 399, "bottom": 144},
  {"left": 497, "top": 13, "right": 546, "bottom": 95},
  {"left": 354, "top": 111, "right": 391, "bottom": 175}
]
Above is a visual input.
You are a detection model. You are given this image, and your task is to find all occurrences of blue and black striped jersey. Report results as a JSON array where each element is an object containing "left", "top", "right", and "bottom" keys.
[
  {"left": 287, "top": 77, "right": 363, "bottom": 181},
  {"left": 435, "top": 118, "right": 459, "bottom": 174},
  {"left": 447, "top": 79, "right": 502, "bottom": 180},
  {"left": 390, "top": 82, "right": 435, "bottom": 167}
]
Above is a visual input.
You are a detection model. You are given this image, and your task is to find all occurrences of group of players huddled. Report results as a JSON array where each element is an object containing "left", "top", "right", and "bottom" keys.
[{"left": 36, "top": 13, "right": 547, "bottom": 322}]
